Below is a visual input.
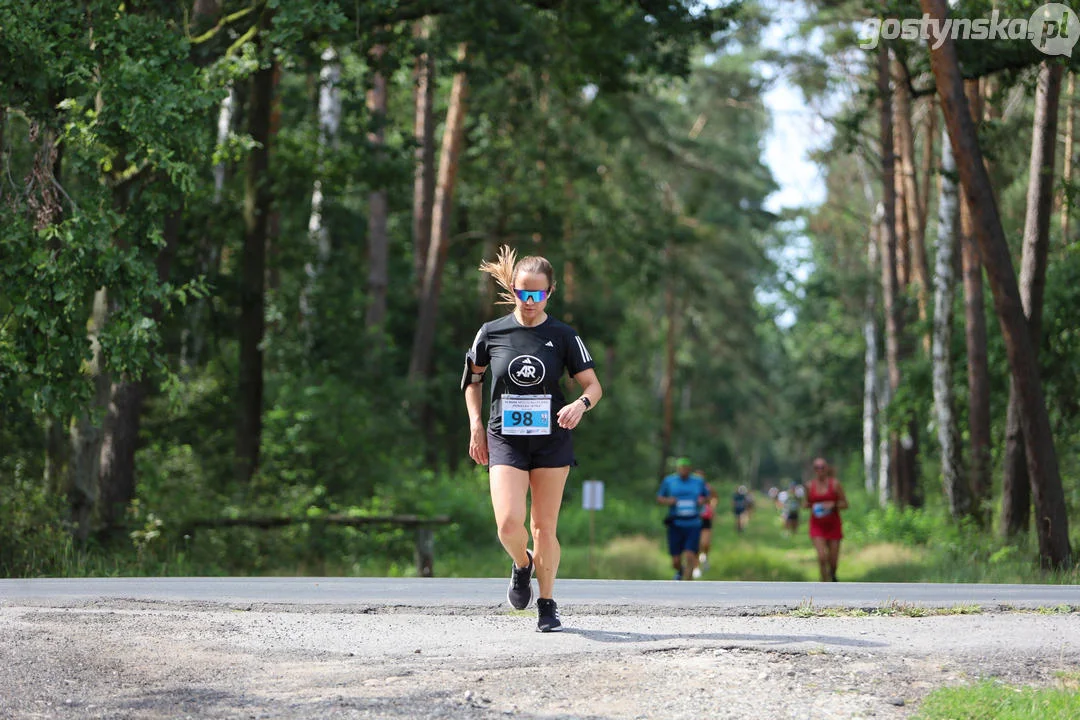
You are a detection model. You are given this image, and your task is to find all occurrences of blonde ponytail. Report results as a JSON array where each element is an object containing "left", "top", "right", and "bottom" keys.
[{"left": 479, "top": 245, "right": 518, "bottom": 306}]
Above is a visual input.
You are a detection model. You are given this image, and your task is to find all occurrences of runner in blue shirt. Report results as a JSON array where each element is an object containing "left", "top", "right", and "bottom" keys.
[{"left": 656, "top": 458, "right": 709, "bottom": 580}]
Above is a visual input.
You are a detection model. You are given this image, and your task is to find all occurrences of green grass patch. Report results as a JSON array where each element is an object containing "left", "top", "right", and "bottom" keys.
[
  {"left": 914, "top": 680, "right": 1080, "bottom": 719},
  {"left": 1034, "top": 605, "right": 1080, "bottom": 615}
]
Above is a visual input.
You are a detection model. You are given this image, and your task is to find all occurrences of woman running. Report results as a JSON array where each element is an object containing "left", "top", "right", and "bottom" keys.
[
  {"left": 463, "top": 246, "right": 603, "bottom": 632},
  {"left": 805, "top": 457, "right": 848, "bottom": 582}
]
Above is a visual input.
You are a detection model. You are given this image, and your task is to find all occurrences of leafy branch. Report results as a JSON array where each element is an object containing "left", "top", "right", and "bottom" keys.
[{"left": 187, "top": 3, "right": 262, "bottom": 45}]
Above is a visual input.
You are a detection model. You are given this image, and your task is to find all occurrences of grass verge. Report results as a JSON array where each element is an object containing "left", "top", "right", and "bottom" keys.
[{"left": 914, "top": 680, "right": 1080, "bottom": 719}]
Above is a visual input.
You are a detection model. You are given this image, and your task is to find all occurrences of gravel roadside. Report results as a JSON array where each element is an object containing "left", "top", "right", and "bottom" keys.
[{"left": 1, "top": 603, "right": 1076, "bottom": 719}]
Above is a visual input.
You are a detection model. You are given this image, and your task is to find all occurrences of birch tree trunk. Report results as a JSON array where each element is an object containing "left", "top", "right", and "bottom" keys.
[
  {"left": 863, "top": 213, "right": 881, "bottom": 495},
  {"left": 212, "top": 89, "right": 234, "bottom": 203},
  {"left": 300, "top": 47, "right": 341, "bottom": 332},
  {"left": 931, "top": 129, "right": 968, "bottom": 518},
  {"left": 412, "top": 18, "right": 436, "bottom": 291},
  {"left": 1001, "top": 61, "right": 1063, "bottom": 538},
  {"left": 879, "top": 46, "right": 906, "bottom": 509},
  {"left": 409, "top": 42, "right": 469, "bottom": 380},
  {"left": 894, "top": 168, "right": 910, "bottom": 288},
  {"left": 856, "top": 151, "right": 882, "bottom": 497},
  {"left": 877, "top": 367, "right": 892, "bottom": 508},
  {"left": 236, "top": 9, "right": 275, "bottom": 484},
  {"left": 69, "top": 288, "right": 110, "bottom": 540},
  {"left": 366, "top": 44, "right": 390, "bottom": 331},
  {"left": 921, "top": 0, "right": 1071, "bottom": 568}
]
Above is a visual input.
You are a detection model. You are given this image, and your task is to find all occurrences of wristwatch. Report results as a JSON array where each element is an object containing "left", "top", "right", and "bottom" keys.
[{"left": 579, "top": 396, "right": 592, "bottom": 409}]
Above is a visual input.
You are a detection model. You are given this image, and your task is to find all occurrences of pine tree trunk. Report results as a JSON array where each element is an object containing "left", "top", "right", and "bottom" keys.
[
  {"left": 366, "top": 44, "right": 390, "bottom": 331},
  {"left": 412, "top": 18, "right": 436, "bottom": 291},
  {"left": 959, "top": 79, "right": 993, "bottom": 523},
  {"left": 1062, "top": 73, "right": 1074, "bottom": 244},
  {"left": 236, "top": 10, "right": 275, "bottom": 484},
  {"left": 922, "top": 0, "right": 1071, "bottom": 568},
  {"left": 931, "top": 129, "right": 968, "bottom": 518},
  {"left": 920, "top": 95, "right": 936, "bottom": 233},
  {"left": 96, "top": 211, "right": 181, "bottom": 534},
  {"left": 409, "top": 43, "right": 469, "bottom": 380},
  {"left": 893, "top": 59, "right": 932, "bottom": 338},
  {"left": 1001, "top": 61, "right": 1063, "bottom": 538},
  {"left": 659, "top": 248, "right": 677, "bottom": 478}
]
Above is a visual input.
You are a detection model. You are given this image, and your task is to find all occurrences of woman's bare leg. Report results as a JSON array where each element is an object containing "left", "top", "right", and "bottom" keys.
[
  {"left": 827, "top": 539, "right": 841, "bottom": 580},
  {"left": 489, "top": 464, "right": 531, "bottom": 569},
  {"left": 528, "top": 466, "right": 570, "bottom": 599},
  {"left": 811, "top": 536, "right": 831, "bottom": 581}
]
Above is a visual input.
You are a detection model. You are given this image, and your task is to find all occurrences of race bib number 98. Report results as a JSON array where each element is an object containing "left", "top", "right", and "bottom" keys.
[{"left": 501, "top": 394, "right": 552, "bottom": 436}]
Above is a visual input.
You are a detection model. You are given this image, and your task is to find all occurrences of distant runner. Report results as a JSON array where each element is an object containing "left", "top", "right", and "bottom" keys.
[
  {"left": 657, "top": 458, "right": 709, "bottom": 580},
  {"left": 805, "top": 457, "right": 848, "bottom": 582},
  {"left": 732, "top": 485, "right": 750, "bottom": 533}
]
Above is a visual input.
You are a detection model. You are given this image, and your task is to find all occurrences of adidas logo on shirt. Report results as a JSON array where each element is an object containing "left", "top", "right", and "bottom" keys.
[{"left": 545, "top": 341, "right": 554, "bottom": 347}]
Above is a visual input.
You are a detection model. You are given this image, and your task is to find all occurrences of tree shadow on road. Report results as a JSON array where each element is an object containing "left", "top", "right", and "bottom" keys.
[{"left": 560, "top": 628, "right": 887, "bottom": 648}]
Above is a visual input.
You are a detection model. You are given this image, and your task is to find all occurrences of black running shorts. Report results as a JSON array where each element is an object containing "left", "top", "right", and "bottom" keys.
[{"left": 487, "top": 428, "right": 576, "bottom": 471}]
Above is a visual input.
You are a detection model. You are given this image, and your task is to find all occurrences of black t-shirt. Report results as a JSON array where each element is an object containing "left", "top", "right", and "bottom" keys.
[{"left": 466, "top": 313, "right": 596, "bottom": 434}]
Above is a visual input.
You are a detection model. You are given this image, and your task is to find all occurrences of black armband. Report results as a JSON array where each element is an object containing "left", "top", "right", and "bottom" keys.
[{"left": 461, "top": 360, "right": 485, "bottom": 391}]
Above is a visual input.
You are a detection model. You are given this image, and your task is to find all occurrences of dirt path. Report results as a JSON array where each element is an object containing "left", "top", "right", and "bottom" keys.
[{"left": 1, "top": 602, "right": 1076, "bottom": 719}]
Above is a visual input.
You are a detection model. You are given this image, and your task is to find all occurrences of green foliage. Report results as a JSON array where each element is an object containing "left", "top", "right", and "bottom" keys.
[
  {"left": 3, "top": 0, "right": 1077, "bottom": 582},
  {"left": 0, "top": 470, "right": 73, "bottom": 577},
  {"left": 914, "top": 681, "right": 1080, "bottom": 720}
]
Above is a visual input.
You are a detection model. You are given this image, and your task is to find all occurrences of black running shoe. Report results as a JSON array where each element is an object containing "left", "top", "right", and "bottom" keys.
[
  {"left": 536, "top": 598, "right": 562, "bottom": 633},
  {"left": 507, "top": 549, "right": 534, "bottom": 610}
]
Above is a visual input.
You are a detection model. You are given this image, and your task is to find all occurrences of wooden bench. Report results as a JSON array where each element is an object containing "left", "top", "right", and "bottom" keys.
[{"left": 180, "top": 514, "right": 453, "bottom": 577}]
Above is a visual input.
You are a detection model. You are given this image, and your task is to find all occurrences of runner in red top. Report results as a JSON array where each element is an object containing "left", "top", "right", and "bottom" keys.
[{"left": 805, "top": 457, "right": 848, "bottom": 582}]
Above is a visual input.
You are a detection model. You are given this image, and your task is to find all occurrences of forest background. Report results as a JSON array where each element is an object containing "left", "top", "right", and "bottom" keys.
[{"left": 1, "top": 0, "right": 1077, "bottom": 583}]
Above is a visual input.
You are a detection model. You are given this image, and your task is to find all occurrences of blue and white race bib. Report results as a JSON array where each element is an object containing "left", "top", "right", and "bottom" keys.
[
  {"left": 501, "top": 394, "right": 552, "bottom": 436},
  {"left": 675, "top": 498, "right": 698, "bottom": 518}
]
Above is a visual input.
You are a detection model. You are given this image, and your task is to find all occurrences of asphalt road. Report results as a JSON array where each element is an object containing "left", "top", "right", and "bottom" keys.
[{"left": 2, "top": 576, "right": 1078, "bottom": 613}]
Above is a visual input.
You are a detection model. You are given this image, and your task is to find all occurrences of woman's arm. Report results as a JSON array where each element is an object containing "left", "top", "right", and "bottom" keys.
[
  {"left": 465, "top": 363, "right": 487, "bottom": 465},
  {"left": 465, "top": 363, "right": 486, "bottom": 423},
  {"left": 556, "top": 368, "right": 603, "bottom": 430}
]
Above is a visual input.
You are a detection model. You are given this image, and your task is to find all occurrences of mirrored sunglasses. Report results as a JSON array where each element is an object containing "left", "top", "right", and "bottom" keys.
[{"left": 514, "top": 288, "right": 549, "bottom": 303}]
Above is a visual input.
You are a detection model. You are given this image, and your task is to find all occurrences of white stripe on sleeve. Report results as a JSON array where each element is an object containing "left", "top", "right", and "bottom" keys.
[{"left": 575, "top": 336, "right": 593, "bottom": 364}]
